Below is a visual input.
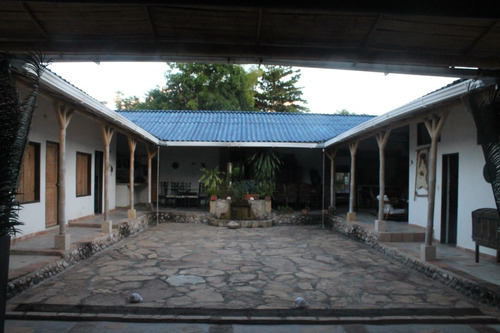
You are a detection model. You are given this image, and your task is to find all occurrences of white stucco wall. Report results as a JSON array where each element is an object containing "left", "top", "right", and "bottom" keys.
[
  {"left": 16, "top": 87, "right": 118, "bottom": 238},
  {"left": 159, "top": 146, "right": 220, "bottom": 190},
  {"left": 408, "top": 104, "right": 496, "bottom": 254}
]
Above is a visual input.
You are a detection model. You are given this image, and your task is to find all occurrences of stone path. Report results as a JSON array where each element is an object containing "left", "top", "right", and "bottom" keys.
[{"left": 8, "top": 223, "right": 479, "bottom": 316}]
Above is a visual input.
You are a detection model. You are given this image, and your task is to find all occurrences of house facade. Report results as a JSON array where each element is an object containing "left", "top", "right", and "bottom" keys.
[{"left": 13, "top": 66, "right": 498, "bottom": 260}]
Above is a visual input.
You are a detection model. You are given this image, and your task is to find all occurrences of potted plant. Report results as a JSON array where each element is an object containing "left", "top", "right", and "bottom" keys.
[
  {"left": 301, "top": 204, "right": 310, "bottom": 215},
  {"left": 199, "top": 166, "right": 224, "bottom": 201},
  {"left": 248, "top": 150, "right": 282, "bottom": 184},
  {"left": 242, "top": 180, "right": 259, "bottom": 200}
]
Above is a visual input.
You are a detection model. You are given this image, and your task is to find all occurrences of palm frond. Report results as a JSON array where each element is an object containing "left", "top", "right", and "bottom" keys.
[
  {"left": 468, "top": 82, "right": 500, "bottom": 215},
  {"left": 0, "top": 52, "right": 44, "bottom": 236}
]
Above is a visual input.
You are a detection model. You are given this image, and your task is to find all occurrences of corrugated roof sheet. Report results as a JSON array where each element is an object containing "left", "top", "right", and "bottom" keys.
[{"left": 117, "top": 110, "right": 374, "bottom": 143}]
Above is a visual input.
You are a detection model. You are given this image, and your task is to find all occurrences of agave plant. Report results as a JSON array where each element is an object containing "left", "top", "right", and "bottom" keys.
[
  {"left": 0, "top": 53, "right": 44, "bottom": 236},
  {"left": 468, "top": 82, "right": 500, "bottom": 215}
]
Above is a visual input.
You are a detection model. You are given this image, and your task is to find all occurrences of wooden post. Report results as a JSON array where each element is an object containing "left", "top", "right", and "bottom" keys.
[
  {"left": 146, "top": 144, "right": 158, "bottom": 210},
  {"left": 128, "top": 136, "right": 137, "bottom": 219},
  {"left": 421, "top": 112, "right": 448, "bottom": 261},
  {"left": 375, "top": 130, "right": 391, "bottom": 231},
  {"left": 101, "top": 126, "right": 114, "bottom": 233},
  {"left": 347, "top": 141, "right": 359, "bottom": 221},
  {"left": 326, "top": 148, "right": 337, "bottom": 211},
  {"left": 54, "top": 102, "right": 73, "bottom": 250}
]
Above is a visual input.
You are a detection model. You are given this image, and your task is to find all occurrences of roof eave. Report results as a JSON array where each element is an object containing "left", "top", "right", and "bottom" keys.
[
  {"left": 160, "top": 141, "right": 321, "bottom": 149},
  {"left": 324, "top": 79, "right": 490, "bottom": 148},
  {"left": 37, "top": 69, "right": 159, "bottom": 145}
]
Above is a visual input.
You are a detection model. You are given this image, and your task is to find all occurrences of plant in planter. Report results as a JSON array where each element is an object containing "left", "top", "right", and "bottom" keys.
[
  {"left": 199, "top": 166, "right": 224, "bottom": 200},
  {"left": 248, "top": 150, "right": 282, "bottom": 183},
  {"left": 242, "top": 180, "right": 259, "bottom": 200},
  {"left": 257, "top": 181, "right": 276, "bottom": 200}
]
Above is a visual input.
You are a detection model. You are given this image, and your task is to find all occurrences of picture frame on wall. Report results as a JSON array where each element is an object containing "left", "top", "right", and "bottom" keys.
[{"left": 415, "top": 148, "right": 429, "bottom": 198}]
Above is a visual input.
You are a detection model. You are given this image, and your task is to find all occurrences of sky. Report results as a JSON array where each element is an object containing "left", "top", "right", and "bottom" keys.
[{"left": 47, "top": 62, "right": 457, "bottom": 116}]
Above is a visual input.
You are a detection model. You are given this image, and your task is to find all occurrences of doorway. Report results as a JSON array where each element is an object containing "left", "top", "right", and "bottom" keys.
[
  {"left": 45, "top": 142, "right": 58, "bottom": 228},
  {"left": 94, "top": 150, "right": 103, "bottom": 214},
  {"left": 440, "top": 153, "right": 458, "bottom": 245}
]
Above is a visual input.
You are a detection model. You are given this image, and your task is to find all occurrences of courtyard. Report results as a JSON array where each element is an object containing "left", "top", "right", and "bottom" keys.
[{"left": 8, "top": 222, "right": 499, "bottom": 325}]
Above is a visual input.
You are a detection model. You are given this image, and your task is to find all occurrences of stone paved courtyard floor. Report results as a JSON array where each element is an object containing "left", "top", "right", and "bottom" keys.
[{"left": 8, "top": 223, "right": 484, "bottom": 317}]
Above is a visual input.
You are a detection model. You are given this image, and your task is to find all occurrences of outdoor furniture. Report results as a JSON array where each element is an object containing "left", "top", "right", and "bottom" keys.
[
  {"left": 159, "top": 181, "right": 168, "bottom": 207},
  {"left": 377, "top": 194, "right": 407, "bottom": 221},
  {"left": 198, "top": 182, "right": 208, "bottom": 207},
  {"left": 472, "top": 208, "right": 500, "bottom": 263}
]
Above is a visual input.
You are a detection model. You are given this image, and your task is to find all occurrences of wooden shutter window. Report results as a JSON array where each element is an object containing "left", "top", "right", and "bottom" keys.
[
  {"left": 76, "top": 152, "right": 91, "bottom": 196},
  {"left": 17, "top": 142, "right": 40, "bottom": 203}
]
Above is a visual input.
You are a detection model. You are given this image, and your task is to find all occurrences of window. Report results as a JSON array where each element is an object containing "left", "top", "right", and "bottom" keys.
[
  {"left": 76, "top": 152, "right": 91, "bottom": 197},
  {"left": 17, "top": 142, "right": 40, "bottom": 203}
]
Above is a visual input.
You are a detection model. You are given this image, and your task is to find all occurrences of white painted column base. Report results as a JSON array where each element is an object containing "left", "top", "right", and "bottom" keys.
[
  {"left": 346, "top": 212, "right": 356, "bottom": 221},
  {"left": 375, "top": 220, "right": 387, "bottom": 232},
  {"left": 54, "top": 233, "right": 70, "bottom": 251},
  {"left": 101, "top": 220, "right": 113, "bottom": 234},
  {"left": 420, "top": 244, "right": 437, "bottom": 261},
  {"left": 128, "top": 209, "right": 137, "bottom": 219}
]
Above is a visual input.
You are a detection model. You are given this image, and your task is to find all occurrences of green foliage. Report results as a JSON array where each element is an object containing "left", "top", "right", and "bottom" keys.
[
  {"left": 0, "top": 53, "right": 44, "bottom": 236},
  {"left": 277, "top": 205, "right": 293, "bottom": 214},
  {"left": 256, "top": 181, "right": 276, "bottom": 198},
  {"left": 120, "top": 63, "right": 258, "bottom": 111},
  {"left": 116, "top": 64, "right": 308, "bottom": 113},
  {"left": 248, "top": 150, "right": 282, "bottom": 183},
  {"left": 336, "top": 109, "right": 352, "bottom": 115},
  {"left": 254, "top": 66, "right": 308, "bottom": 113},
  {"left": 199, "top": 166, "right": 225, "bottom": 196}
]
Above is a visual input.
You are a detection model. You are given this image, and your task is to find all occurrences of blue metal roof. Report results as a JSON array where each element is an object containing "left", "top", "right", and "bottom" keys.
[{"left": 117, "top": 110, "right": 374, "bottom": 143}]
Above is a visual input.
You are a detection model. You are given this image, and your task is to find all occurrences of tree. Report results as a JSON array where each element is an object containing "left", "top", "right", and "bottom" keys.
[
  {"left": 117, "top": 63, "right": 258, "bottom": 111},
  {"left": 254, "top": 66, "right": 308, "bottom": 113}
]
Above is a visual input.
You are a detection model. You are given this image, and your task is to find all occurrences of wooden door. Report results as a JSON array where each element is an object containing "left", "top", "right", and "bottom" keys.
[
  {"left": 151, "top": 157, "right": 158, "bottom": 203},
  {"left": 94, "top": 151, "right": 103, "bottom": 214},
  {"left": 45, "top": 142, "right": 58, "bottom": 227},
  {"left": 441, "top": 153, "right": 458, "bottom": 245}
]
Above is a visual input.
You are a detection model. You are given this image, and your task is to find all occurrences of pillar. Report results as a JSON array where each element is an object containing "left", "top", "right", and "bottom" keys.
[
  {"left": 326, "top": 148, "right": 337, "bottom": 212},
  {"left": 101, "top": 126, "right": 114, "bottom": 233},
  {"left": 421, "top": 112, "right": 448, "bottom": 261},
  {"left": 54, "top": 102, "right": 73, "bottom": 250},
  {"left": 146, "top": 144, "right": 158, "bottom": 211},
  {"left": 347, "top": 141, "right": 359, "bottom": 221},
  {"left": 128, "top": 136, "right": 137, "bottom": 219},
  {"left": 375, "top": 130, "right": 391, "bottom": 232}
]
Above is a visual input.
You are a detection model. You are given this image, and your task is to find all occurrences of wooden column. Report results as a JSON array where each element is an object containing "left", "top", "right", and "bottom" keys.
[
  {"left": 326, "top": 148, "right": 337, "bottom": 211},
  {"left": 128, "top": 136, "right": 137, "bottom": 219},
  {"left": 54, "top": 102, "right": 73, "bottom": 250},
  {"left": 421, "top": 112, "right": 448, "bottom": 261},
  {"left": 347, "top": 141, "right": 359, "bottom": 221},
  {"left": 375, "top": 130, "right": 391, "bottom": 231},
  {"left": 146, "top": 144, "right": 158, "bottom": 210},
  {"left": 101, "top": 126, "right": 114, "bottom": 233}
]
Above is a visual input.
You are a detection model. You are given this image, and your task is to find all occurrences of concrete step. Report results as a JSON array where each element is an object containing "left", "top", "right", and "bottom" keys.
[{"left": 378, "top": 231, "right": 425, "bottom": 242}]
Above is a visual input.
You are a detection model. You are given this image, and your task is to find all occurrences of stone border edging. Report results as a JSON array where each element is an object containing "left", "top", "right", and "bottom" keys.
[
  {"left": 330, "top": 215, "right": 500, "bottom": 308},
  {"left": 7, "top": 215, "right": 149, "bottom": 299}
]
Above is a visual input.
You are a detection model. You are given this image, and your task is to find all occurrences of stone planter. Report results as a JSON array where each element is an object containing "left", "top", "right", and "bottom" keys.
[
  {"left": 265, "top": 198, "right": 272, "bottom": 214},
  {"left": 249, "top": 199, "right": 267, "bottom": 220},
  {"left": 214, "top": 199, "right": 231, "bottom": 219}
]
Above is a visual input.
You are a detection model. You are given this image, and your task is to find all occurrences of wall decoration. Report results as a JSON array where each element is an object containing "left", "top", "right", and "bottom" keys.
[{"left": 415, "top": 148, "right": 429, "bottom": 197}]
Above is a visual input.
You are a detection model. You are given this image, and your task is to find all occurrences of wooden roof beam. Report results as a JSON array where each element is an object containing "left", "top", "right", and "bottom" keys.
[{"left": 22, "top": 2, "right": 50, "bottom": 41}]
